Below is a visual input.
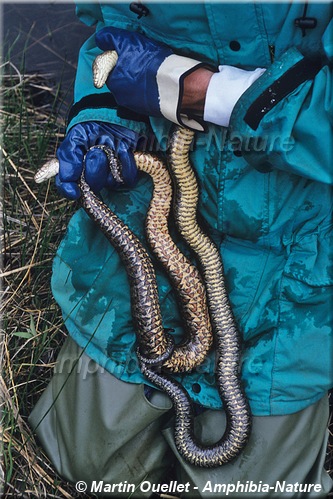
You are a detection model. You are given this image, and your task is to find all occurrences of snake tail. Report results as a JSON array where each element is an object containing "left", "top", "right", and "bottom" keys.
[{"left": 141, "top": 361, "right": 248, "bottom": 468}]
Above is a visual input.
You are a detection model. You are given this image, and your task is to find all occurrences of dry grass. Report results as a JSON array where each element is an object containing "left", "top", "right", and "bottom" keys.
[
  {"left": 1, "top": 62, "right": 82, "bottom": 497},
  {"left": 1, "top": 61, "right": 332, "bottom": 497}
]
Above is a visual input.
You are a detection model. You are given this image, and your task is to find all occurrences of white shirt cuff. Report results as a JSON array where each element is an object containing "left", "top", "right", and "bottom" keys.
[{"left": 203, "top": 66, "right": 266, "bottom": 127}]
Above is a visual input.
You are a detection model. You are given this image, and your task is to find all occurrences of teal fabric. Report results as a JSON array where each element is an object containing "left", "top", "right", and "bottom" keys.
[{"left": 51, "top": 2, "right": 333, "bottom": 416}]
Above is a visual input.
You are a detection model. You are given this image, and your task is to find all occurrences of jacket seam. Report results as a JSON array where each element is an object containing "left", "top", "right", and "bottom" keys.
[
  {"left": 254, "top": 2, "right": 274, "bottom": 67},
  {"left": 269, "top": 256, "right": 289, "bottom": 413}
]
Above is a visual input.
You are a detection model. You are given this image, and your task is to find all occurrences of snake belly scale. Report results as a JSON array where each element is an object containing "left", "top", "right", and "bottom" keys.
[{"left": 34, "top": 49, "right": 252, "bottom": 467}]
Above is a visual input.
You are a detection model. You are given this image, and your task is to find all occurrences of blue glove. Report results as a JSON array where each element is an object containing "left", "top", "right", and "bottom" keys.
[
  {"left": 95, "top": 27, "right": 210, "bottom": 130},
  {"left": 55, "top": 121, "right": 139, "bottom": 200}
]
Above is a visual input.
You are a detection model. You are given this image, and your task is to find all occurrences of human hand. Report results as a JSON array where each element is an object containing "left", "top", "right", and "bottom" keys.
[
  {"left": 95, "top": 27, "right": 215, "bottom": 130},
  {"left": 55, "top": 121, "right": 139, "bottom": 200}
]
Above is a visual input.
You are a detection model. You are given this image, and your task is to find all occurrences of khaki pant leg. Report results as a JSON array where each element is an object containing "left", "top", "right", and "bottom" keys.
[
  {"left": 162, "top": 395, "right": 333, "bottom": 498},
  {"left": 29, "top": 337, "right": 173, "bottom": 497}
]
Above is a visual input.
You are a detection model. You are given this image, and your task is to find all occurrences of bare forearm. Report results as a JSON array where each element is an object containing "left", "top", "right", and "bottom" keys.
[{"left": 181, "top": 68, "right": 214, "bottom": 116}]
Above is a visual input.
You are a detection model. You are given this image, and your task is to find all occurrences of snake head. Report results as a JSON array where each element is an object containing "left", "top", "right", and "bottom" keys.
[{"left": 93, "top": 50, "right": 118, "bottom": 89}]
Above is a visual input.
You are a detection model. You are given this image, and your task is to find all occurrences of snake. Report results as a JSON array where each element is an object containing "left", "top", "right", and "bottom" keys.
[
  {"left": 34, "top": 50, "right": 251, "bottom": 467},
  {"left": 35, "top": 152, "right": 213, "bottom": 371},
  {"left": 142, "top": 126, "right": 251, "bottom": 466}
]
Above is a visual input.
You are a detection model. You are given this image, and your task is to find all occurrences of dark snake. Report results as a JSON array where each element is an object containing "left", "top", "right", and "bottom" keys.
[{"left": 34, "top": 50, "right": 251, "bottom": 467}]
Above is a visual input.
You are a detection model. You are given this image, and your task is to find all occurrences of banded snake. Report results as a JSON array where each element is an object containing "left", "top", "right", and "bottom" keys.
[{"left": 34, "top": 50, "right": 251, "bottom": 467}]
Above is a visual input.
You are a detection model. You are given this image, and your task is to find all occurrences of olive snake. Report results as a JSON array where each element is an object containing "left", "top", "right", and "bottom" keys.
[{"left": 34, "top": 50, "right": 251, "bottom": 467}]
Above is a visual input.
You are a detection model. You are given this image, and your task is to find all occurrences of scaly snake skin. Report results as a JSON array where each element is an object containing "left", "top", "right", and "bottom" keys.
[
  {"left": 142, "top": 127, "right": 251, "bottom": 466},
  {"left": 35, "top": 154, "right": 213, "bottom": 371},
  {"left": 134, "top": 152, "right": 213, "bottom": 371},
  {"left": 34, "top": 49, "right": 251, "bottom": 467}
]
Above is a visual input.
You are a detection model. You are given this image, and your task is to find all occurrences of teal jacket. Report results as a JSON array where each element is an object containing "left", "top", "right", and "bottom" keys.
[{"left": 51, "top": 2, "right": 333, "bottom": 416}]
